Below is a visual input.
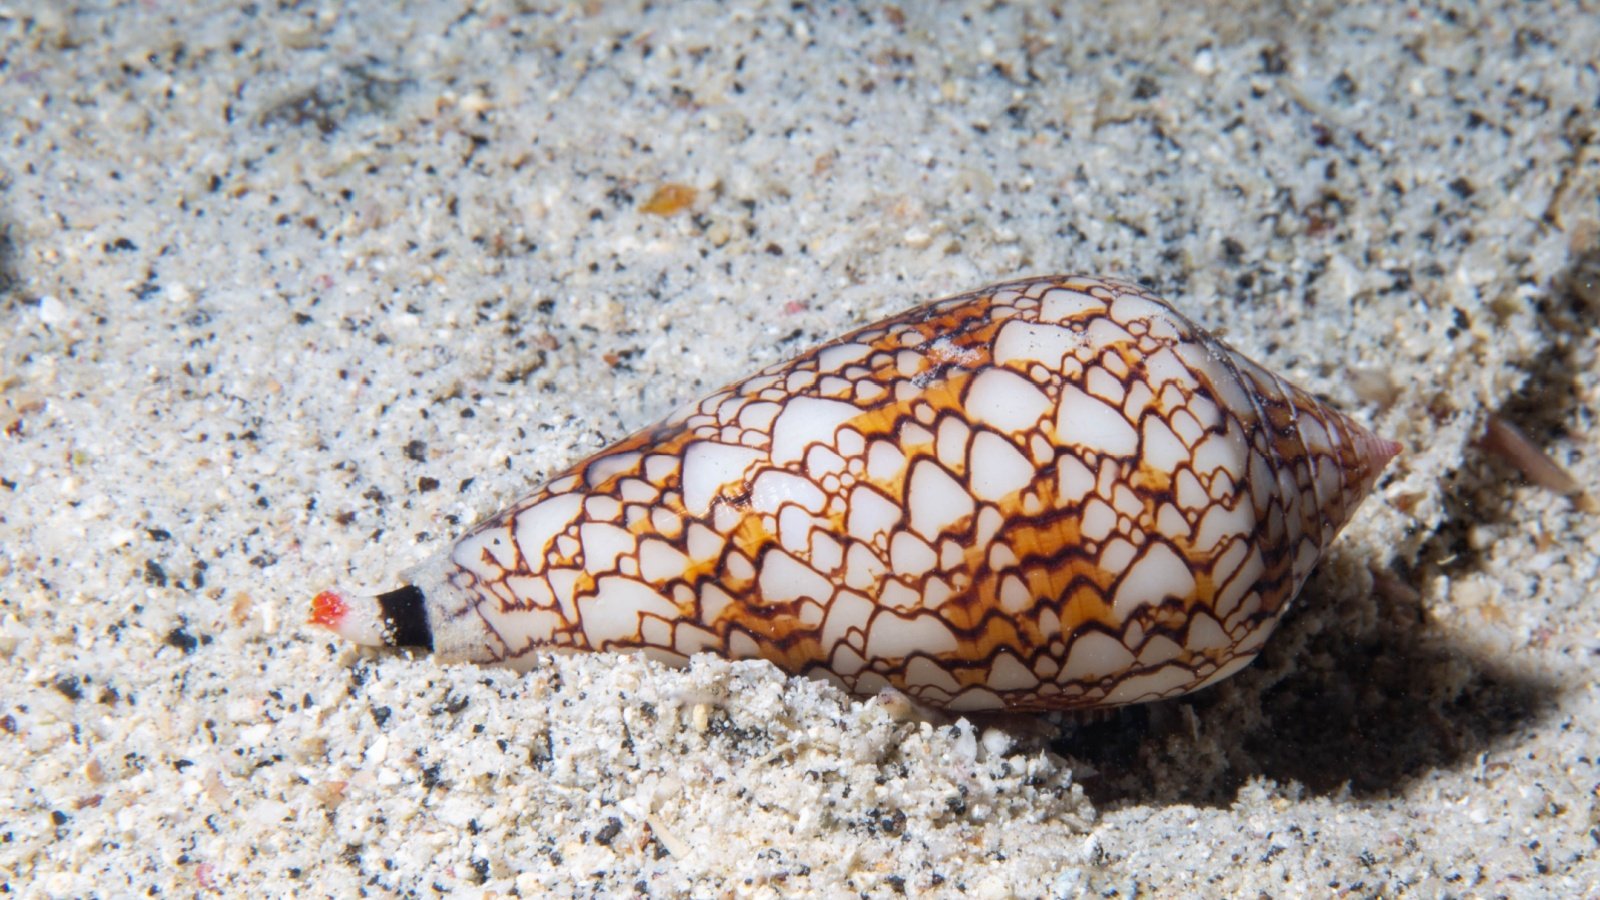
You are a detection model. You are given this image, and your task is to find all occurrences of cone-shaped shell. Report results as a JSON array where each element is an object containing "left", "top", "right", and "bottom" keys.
[{"left": 315, "top": 275, "right": 1398, "bottom": 712}]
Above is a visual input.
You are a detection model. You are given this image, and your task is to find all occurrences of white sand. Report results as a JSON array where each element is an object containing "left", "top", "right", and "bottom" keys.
[{"left": 3, "top": 1, "right": 1597, "bottom": 895}]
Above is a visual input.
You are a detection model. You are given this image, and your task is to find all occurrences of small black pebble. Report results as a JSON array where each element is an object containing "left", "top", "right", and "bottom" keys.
[
  {"left": 165, "top": 627, "right": 199, "bottom": 654},
  {"left": 594, "top": 817, "right": 623, "bottom": 847},
  {"left": 53, "top": 677, "right": 83, "bottom": 701}
]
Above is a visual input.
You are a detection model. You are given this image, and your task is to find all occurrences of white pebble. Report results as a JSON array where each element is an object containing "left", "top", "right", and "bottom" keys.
[
  {"left": 950, "top": 722, "right": 978, "bottom": 763},
  {"left": 38, "top": 295, "right": 68, "bottom": 325},
  {"left": 980, "top": 727, "right": 1013, "bottom": 758}
]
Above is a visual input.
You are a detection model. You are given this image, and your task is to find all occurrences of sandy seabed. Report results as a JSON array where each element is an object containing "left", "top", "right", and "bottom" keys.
[{"left": 2, "top": 2, "right": 1598, "bottom": 896}]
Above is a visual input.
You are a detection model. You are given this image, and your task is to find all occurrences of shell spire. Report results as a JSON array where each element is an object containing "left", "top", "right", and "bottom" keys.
[{"left": 313, "top": 275, "right": 1398, "bottom": 712}]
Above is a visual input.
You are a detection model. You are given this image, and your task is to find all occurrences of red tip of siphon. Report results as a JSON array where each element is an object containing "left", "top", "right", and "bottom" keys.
[{"left": 310, "top": 590, "right": 348, "bottom": 629}]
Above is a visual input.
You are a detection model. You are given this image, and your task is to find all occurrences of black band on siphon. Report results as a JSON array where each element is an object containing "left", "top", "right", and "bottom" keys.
[{"left": 377, "top": 585, "right": 433, "bottom": 651}]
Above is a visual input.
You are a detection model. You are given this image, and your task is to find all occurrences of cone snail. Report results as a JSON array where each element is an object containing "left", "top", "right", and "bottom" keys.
[{"left": 313, "top": 275, "right": 1398, "bottom": 712}]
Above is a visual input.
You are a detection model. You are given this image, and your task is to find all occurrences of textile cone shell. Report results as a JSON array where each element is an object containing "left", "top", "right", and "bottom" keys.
[{"left": 315, "top": 276, "right": 1398, "bottom": 712}]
